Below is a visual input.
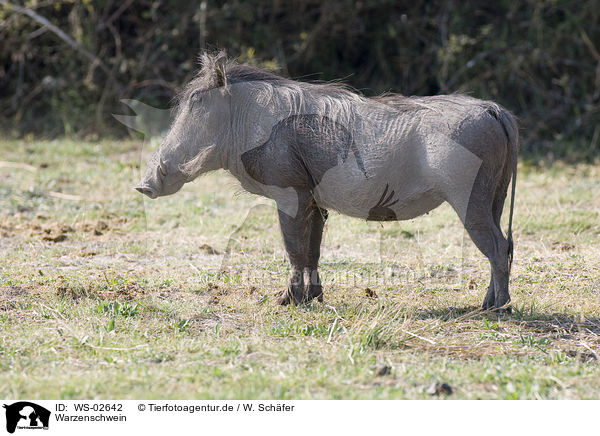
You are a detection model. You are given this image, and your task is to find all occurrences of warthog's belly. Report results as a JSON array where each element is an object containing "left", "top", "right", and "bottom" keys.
[
  {"left": 311, "top": 154, "right": 445, "bottom": 221},
  {"left": 314, "top": 181, "right": 444, "bottom": 221}
]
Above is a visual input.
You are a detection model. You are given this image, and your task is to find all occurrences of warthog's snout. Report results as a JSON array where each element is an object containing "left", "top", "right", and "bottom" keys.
[{"left": 135, "top": 185, "right": 158, "bottom": 199}]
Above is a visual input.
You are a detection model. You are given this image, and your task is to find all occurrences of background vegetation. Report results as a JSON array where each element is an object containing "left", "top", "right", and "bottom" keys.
[{"left": 1, "top": 0, "right": 599, "bottom": 159}]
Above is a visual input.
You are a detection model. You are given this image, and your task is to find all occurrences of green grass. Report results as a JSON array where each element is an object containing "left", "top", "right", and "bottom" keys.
[{"left": 0, "top": 139, "right": 599, "bottom": 399}]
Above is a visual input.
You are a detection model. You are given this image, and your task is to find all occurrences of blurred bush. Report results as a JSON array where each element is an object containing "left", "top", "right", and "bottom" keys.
[{"left": 0, "top": 0, "right": 598, "bottom": 160}]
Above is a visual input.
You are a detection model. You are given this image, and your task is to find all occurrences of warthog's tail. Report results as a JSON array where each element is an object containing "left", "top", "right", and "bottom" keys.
[{"left": 496, "top": 108, "right": 519, "bottom": 272}]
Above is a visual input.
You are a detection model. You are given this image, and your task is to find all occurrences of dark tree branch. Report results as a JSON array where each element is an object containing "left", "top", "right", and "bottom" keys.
[
  {"left": 96, "top": 0, "right": 135, "bottom": 31},
  {"left": 0, "top": 0, "right": 121, "bottom": 91}
]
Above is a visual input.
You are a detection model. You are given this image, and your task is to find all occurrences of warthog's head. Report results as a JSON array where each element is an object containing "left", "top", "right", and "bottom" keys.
[{"left": 136, "top": 53, "right": 231, "bottom": 198}]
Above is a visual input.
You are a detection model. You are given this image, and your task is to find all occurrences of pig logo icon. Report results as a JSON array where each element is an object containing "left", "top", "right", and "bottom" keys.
[{"left": 3, "top": 402, "right": 50, "bottom": 433}]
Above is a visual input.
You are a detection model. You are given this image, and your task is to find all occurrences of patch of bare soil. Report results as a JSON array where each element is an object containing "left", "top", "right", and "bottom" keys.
[
  {"left": 3, "top": 214, "right": 131, "bottom": 243},
  {"left": 565, "top": 349, "right": 598, "bottom": 363},
  {"left": 188, "top": 312, "right": 245, "bottom": 333},
  {"left": 105, "top": 280, "right": 146, "bottom": 301},
  {"left": 54, "top": 279, "right": 88, "bottom": 299},
  {"left": 199, "top": 244, "right": 221, "bottom": 255},
  {"left": 78, "top": 216, "right": 129, "bottom": 236},
  {"left": 552, "top": 241, "right": 575, "bottom": 251},
  {"left": 54, "top": 276, "right": 146, "bottom": 301},
  {"left": 0, "top": 218, "right": 14, "bottom": 237},
  {"left": 37, "top": 223, "right": 74, "bottom": 242},
  {"left": 0, "top": 285, "right": 29, "bottom": 312},
  {"left": 365, "top": 287, "right": 378, "bottom": 299}
]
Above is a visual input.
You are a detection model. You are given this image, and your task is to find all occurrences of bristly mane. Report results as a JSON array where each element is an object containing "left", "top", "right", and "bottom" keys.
[
  {"left": 178, "top": 51, "right": 501, "bottom": 116},
  {"left": 178, "top": 51, "right": 286, "bottom": 106},
  {"left": 177, "top": 51, "right": 365, "bottom": 109}
]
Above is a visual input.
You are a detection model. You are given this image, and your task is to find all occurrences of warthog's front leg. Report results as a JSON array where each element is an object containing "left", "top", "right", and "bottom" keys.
[
  {"left": 304, "top": 207, "right": 328, "bottom": 303},
  {"left": 276, "top": 192, "right": 321, "bottom": 305}
]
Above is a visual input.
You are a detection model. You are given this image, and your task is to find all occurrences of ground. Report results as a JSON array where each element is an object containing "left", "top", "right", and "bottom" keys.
[{"left": 0, "top": 138, "right": 599, "bottom": 399}]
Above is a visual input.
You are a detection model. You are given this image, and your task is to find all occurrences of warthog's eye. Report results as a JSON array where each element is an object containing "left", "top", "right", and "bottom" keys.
[{"left": 189, "top": 89, "right": 203, "bottom": 111}]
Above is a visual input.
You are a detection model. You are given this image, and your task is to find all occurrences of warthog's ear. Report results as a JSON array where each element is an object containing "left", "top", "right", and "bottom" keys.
[{"left": 215, "top": 56, "right": 228, "bottom": 88}]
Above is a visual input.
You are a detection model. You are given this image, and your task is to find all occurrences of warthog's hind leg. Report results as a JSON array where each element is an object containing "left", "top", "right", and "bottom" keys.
[
  {"left": 482, "top": 275, "right": 496, "bottom": 310},
  {"left": 455, "top": 160, "right": 513, "bottom": 313},
  {"left": 465, "top": 223, "right": 511, "bottom": 313}
]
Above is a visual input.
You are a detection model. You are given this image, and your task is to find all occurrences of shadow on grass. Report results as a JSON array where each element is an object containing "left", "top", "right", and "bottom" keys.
[
  {"left": 412, "top": 305, "right": 482, "bottom": 321},
  {"left": 413, "top": 304, "right": 600, "bottom": 335},
  {"left": 511, "top": 314, "right": 600, "bottom": 336}
]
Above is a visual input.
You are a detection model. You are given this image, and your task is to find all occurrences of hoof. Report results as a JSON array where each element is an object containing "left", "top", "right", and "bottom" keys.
[
  {"left": 482, "top": 286, "right": 495, "bottom": 310},
  {"left": 495, "top": 297, "right": 512, "bottom": 314},
  {"left": 276, "top": 285, "right": 304, "bottom": 306},
  {"left": 305, "top": 284, "right": 323, "bottom": 303},
  {"left": 482, "top": 304, "right": 512, "bottom": 314},
  {"left": 495, "top": 305, "right": 512, "bottom": 315},
  {"left": 276, "top": 291, "right": 293, "bottom": 306},
  {"left": 482, "top": 300, "right": 494, "bottom": 311},
  {"left": 482, "top": 291, "right": 510, "bottom": 314}
]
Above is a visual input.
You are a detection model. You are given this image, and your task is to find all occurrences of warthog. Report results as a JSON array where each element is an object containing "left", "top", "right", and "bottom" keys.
[{"left": 136, "top": 52, "right": 518, "bottom": 311}]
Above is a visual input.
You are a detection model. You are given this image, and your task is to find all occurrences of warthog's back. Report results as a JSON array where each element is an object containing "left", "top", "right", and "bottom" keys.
[{"left": 311, "top": 95, "right": 514, "bottom": 222}]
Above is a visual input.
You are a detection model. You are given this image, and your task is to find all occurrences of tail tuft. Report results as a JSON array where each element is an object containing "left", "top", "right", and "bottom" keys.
[{"left": 507, "top": 232, "right": 514, "bottom": 272}]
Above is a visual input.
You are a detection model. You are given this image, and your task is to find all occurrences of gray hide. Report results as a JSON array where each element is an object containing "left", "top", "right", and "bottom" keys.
[{"left": 136, "top": 52, "right": 518, "bottom": 312}]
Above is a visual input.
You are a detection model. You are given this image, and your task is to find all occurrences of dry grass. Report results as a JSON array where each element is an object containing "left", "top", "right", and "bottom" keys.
[{"left": 0, "top": 139, "right": 599, "bottom": 399}]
